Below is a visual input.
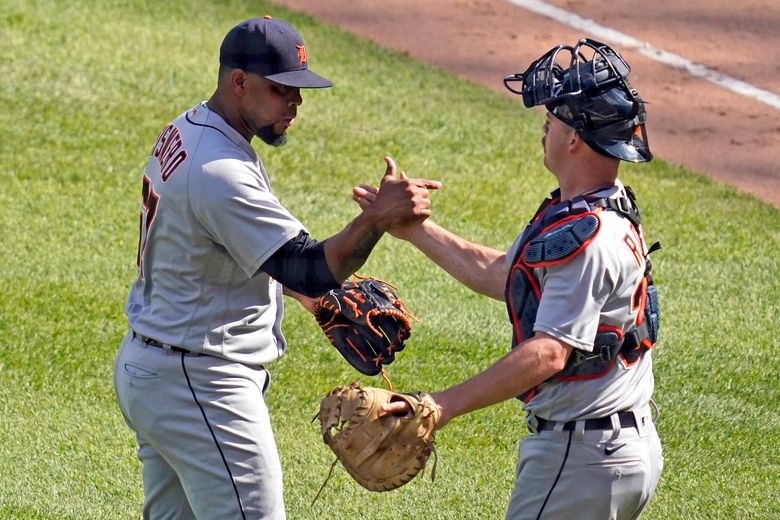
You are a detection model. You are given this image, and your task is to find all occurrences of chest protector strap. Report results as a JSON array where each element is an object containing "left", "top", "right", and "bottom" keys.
[{"left": 505, "top": 186, "right": 660, "bottom": 397}]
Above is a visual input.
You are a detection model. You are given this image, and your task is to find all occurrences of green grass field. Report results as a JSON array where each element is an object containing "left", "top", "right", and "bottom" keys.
[{"left": 1, "top": 0, "right": 778, "bottom": 518}]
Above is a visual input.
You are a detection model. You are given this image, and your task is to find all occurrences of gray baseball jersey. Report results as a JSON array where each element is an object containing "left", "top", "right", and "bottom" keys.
[
  {"left": 506, "top": 181, "right": 654, "bottom": 422},
  {"left": 125, "top": 102, "right": 305, "bottom": 366}
]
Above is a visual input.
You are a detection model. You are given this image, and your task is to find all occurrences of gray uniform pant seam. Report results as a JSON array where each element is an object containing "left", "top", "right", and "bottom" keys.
[{"left": 180, "top": 353, "right": 247, "bottom": 520}]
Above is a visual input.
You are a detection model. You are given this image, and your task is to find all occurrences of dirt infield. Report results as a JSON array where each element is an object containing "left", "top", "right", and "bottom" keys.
[{"left": 271, "top": 0, "right": 780, "bottom": 207}]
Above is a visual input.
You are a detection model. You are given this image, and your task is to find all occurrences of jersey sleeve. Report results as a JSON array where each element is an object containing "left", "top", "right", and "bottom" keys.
[
  {"left": 506, "top": 233, "right": 524, "bottom": 268},
  {"left": 532, "top": 233, "right": 616, "bottom": 352},
  {"left": 190, "top": 158, "right": 305, "bottom": 278}
]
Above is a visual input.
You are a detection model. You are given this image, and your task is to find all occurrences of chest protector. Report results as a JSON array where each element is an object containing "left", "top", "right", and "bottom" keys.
[{"left": 505, "top": 186, "right": 660, "bottom": 401}]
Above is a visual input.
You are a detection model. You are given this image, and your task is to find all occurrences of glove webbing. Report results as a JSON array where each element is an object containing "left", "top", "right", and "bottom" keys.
[
  {"left": 325, "top": 311, "right": 412, "bottom": 371},
  {"left": 353, "top": 275, "right": 420, "bottom": 322},
  {"left": 309, "top": 368, "right": 395, "bottom": 506},
  {"left": 309, "top": 386, "right": 437, "bottom": 506},
  {"left": 366, "top": 308, "right": 414, "bottom": 340}
]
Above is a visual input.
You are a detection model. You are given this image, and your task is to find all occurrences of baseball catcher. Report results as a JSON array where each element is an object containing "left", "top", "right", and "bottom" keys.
[
  {"left": 314, "top": 277, "right": 417, "bottom": 377},
  {"left": 351, "top": 38, "right": 664, "bottom": 520},
  {"left": 314, "top": 382, "right": 439, "bottom": 495}
]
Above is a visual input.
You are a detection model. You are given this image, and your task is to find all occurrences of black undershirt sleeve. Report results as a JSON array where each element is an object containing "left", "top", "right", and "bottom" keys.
[{"left": 259, "top": 230, "right": 340, "bottom": 297}]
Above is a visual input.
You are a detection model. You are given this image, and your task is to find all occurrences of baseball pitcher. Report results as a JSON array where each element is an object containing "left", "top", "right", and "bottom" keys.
[{"left": 113, "top": 16, "right": 439, "bottom": 520}]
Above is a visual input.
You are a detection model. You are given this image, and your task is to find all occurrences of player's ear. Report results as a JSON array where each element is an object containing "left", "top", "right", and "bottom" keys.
[
  {"left": 569, "top": 131, "right": 584, "bottom": 154},
  {"left": 229, "top": 69, "right": 249, "bottom": 96}
]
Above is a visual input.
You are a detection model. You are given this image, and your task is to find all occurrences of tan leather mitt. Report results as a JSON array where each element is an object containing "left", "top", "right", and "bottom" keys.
[{"left": 316, "top": 382, "right": 439, "bottom": 492}]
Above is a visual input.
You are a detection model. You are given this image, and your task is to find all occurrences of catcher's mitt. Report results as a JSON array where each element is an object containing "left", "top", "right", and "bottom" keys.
[
  {"left": 314, "top": 277, "right": 416, "bottom": 376},
  {"left": 316, "top": 382, "right": 439, "bottom": 492}
]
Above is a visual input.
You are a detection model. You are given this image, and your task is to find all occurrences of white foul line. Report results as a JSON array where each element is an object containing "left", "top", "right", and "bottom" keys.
[{"left": 505, "top": 0, "right": 780, "bottom": 111}]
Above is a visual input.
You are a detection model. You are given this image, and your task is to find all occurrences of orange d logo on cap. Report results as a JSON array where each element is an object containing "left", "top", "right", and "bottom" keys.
[{"left": 296, "top": 44, "right": 307, "bottom": 66}]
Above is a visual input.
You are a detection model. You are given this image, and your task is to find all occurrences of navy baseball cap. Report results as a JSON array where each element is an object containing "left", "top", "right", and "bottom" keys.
[{"left": 219, "top": 16, "right": 332, "bottom": 88}]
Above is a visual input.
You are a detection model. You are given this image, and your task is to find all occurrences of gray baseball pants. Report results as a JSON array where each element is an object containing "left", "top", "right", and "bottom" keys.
[
  {"left": 505, "top": 408, "right": 663, "bottom": 520},
  {"left": 114, "top": 332, "right": 284, "bottom": 520}
]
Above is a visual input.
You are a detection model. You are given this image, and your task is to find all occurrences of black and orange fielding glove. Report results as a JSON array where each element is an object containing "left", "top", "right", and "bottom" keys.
[{"left": 314, "top": 277, "right": 416, "bottom": 376}]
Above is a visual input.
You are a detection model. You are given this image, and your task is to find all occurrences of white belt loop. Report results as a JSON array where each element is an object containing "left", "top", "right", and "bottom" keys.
[
  {"left": 649, "top": 399, "right": 660, "bottom": 423},
  {"left": 131, "top": 330, "right": 148, "bottom": 348},
  {"left": 553, "top": 421, "right": 565, "bottom": 436},
  {"left": 574, "top": 419, "right": 586, "bottom": 441},
  {"left": 633, "top": 404, "right": 655, "bottom": 437},
  {"left": 526, "top": 415, "right": 540, "bottom": 434},
  {"left": 609, "top": 412, "right": 622, "bottom": 440}
]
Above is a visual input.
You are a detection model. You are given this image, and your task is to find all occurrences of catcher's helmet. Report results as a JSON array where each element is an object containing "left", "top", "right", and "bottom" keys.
[{"left": 504, "top": 38, "right": 652, "bottom": 163}]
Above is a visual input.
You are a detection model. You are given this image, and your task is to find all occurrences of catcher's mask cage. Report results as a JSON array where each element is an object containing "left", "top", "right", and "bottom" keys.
[{"left": 504, "top": 38, "right": 652, "bottom": 163}]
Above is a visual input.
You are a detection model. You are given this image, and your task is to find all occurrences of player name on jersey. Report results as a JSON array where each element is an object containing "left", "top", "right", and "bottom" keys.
[{"left": 151, "top": 123, "right": 187, "bottom": 182}]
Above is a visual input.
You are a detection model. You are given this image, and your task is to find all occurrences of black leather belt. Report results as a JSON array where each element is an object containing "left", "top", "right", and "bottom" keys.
[
  {"left": 536, "top": 411, "right": 636, "bottom": 432},
  {"left": 131, "top": 330, "right": 198, "bottom": 356}
]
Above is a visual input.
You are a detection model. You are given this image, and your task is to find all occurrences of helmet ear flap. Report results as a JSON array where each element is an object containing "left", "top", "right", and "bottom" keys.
[
  {"left": 549, "top": 100, "right": 589, "bottom": 131},
  {"left": 570, "top": 108, "right": 590, "bottom": 131}
]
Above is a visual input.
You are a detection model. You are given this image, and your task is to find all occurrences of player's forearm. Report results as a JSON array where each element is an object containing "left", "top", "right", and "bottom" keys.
[
  {"left": 282, "top": 286, "right": 318, "bottom": 314},
  {"left": 432, "top": 334, "right": 571, "bottom": 427},
  {"left": 323, "top": 212, "right": 385, "bottom": 281},
  {"left": 406, "top": 220, "right": 508, "bottom": 300}
]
